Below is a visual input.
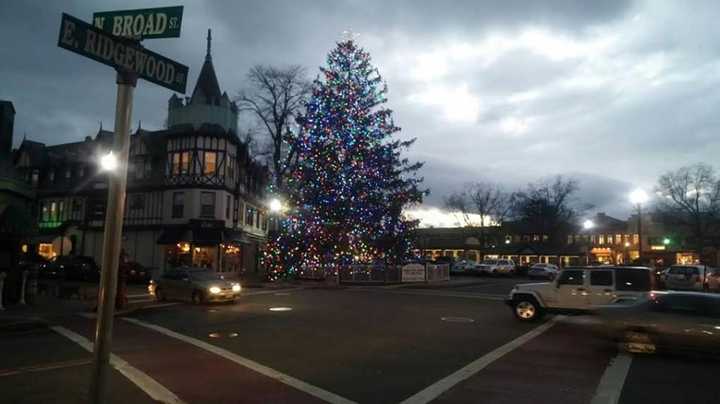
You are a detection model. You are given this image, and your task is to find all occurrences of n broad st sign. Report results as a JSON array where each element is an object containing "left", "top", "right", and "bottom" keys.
[
  {"left": 93, "top": 6, "right": 183, "bottom": 39},
  {"left": 58, "top": 13, "right": 188, "bottom": 93}
]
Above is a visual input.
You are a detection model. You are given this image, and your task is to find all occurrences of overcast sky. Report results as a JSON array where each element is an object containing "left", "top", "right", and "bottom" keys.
[{"left": 2, "top": 1, "right": 720, "bottom": 224}]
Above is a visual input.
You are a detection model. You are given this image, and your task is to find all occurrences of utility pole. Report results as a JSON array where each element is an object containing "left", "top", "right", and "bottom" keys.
[{"left": 89, "top": 70, "right": 136, "bottom": 403}]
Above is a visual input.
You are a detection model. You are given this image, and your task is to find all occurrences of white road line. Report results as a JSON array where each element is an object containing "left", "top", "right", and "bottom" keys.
[
  {"left": 123, "top": 317, "right": 357, "bottom": 404},
  {"left": 399, "top": 317, "right": 561, "bottom": 404},
  {"left": 351, "top": 288, "right": 506, "bottom": 301},
  {"left": 591, "top": 353, "right": 633, "bottom": 404},
  {"left": 50, "top": 326, "right": 186, "bottom": 404},
  {"left": 241, "top": 288, "right": 301, "bottom": 296}
]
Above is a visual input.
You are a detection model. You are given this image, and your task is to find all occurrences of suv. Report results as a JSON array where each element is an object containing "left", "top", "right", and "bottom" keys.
[
  {"left": 506, "top": 266, "right": 654, "bottom": 321},
  {"left": 663, "top": 264, "right": 714, "bottom": 292},
  {"left": 478, "top": 259, "right": 516, "bottom": 275}
]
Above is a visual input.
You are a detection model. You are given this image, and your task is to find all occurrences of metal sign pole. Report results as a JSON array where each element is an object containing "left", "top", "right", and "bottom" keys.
[{"left": 89, "top": 69, "right": 136, "bottom": 404}]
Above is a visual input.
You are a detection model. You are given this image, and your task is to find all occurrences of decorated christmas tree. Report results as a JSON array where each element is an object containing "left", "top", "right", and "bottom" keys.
[{"left": 263, "top": 40, "right": 425, "bottom": 281}]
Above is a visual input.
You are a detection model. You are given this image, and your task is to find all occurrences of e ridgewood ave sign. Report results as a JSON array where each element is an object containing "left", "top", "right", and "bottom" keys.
[{"left": 58, "top": 13, "right": 188, "bottom": 93}]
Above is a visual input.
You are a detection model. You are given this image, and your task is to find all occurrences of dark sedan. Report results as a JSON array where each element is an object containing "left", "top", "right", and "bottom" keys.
[{"left": 592, "top": 291, "right": 720, "bottom": 356}]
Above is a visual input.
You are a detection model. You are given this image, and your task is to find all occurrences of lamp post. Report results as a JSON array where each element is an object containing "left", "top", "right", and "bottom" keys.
[
  {"left": 582, "top": 219, "right": 595, "bottom": 265},
  {"left": 629, "top": 189, "right": 649, "bottom": 265}
]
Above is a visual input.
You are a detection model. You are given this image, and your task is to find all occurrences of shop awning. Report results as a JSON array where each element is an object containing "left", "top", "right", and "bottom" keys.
[
  {"left": 157, "top": 228, "right": 192, "bottom": 244},
  {"left": 193, "top": 227, "right": 223, "bottom": 245}
]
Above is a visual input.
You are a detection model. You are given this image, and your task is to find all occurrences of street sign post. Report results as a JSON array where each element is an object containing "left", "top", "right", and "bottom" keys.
[
  {"left": 57, "top": 10, "right": 186, "bottom": 404},
  {"left": 58, "top": 13, "right": 188, "bottom": 93},
  {"left": 93, "top": 6, "right": 183, "bottom": 39}
]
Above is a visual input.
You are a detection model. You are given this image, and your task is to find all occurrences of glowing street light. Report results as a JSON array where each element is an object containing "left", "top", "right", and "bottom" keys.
[
  {"left": 582, "top": 219, "right": 595, "bottom": 230},
  {"left": 99, "top": 151, "right": 118, "bottom": 171},
  {"left": 629, "top": 188, "right": 650, "bottom": 264},
  {"left": 629, "top": 189, "right": 649, "bottom": 205},
  {"left": 269, "top": 198, "right": 282, "bottom": 213}
]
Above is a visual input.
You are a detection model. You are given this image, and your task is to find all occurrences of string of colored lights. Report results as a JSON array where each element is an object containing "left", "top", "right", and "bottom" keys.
[{"left": 262, "top": 40, "right": 426, "bottom": 281}]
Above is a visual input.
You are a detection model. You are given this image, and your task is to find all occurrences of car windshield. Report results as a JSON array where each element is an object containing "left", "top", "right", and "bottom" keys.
[{"left": 189, "top": 271, "right": 225, "bottom": 281}]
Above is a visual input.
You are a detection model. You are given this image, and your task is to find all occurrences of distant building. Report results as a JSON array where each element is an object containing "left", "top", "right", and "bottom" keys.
[
  {"left": 11, "top": 30, "right": 270, "bottom": 277},
  {"left": 417, "top": 212, "right": 700, "bottom": 267},
  {"left": 0, "top": 100, "right": 36, "bottom": 275}
]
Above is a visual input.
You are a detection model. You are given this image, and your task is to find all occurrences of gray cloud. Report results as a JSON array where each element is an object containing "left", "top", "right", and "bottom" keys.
[{"left": 3, "top": 0, "right": 720, "bottom": 222}]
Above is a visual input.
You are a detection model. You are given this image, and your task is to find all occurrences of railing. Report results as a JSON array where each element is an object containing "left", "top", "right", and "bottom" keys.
[{"left": 295, "top": 263, "right": 449, "bottom": 284}]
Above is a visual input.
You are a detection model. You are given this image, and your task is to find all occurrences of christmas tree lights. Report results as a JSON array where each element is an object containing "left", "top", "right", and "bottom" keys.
[{"left": 263, "top": 40, "right": 425, "bottom": 281}]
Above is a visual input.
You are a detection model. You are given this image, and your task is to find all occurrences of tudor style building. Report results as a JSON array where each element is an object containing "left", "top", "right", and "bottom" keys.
[{"left": 12, "top": 30, "right": 270, "bottom": 277}]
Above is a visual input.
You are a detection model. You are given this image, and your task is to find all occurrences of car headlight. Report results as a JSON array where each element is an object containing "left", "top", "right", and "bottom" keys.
[
  {"left": 232, "top": 283, "right": 241, "bottom": 293},
  {"left": 209, "top": 286, "right": 222, "bottom": 294}
]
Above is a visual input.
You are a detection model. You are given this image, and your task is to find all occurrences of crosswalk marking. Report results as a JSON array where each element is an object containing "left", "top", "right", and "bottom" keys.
[
  {"left": 123, "top": 317, "right": 358, "bottom": 404},
  {"left": 50, "top": 326, "right": 186, "bottom": 404},
  {"left": 399, "top": 316, "right": 561, "bottom": 404},
  {"left": 591, "top": 353, "right": 633, "bottom": 404}
]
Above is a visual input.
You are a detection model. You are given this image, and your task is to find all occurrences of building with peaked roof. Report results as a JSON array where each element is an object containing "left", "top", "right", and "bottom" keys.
[{"left": 11, "top": 30, "right": 270, "bottom": 277}]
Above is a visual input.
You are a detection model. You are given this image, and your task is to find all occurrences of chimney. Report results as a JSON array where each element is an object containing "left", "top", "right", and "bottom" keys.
[{"left": 0, "top": 100, "right": 15, "bottom": 161}]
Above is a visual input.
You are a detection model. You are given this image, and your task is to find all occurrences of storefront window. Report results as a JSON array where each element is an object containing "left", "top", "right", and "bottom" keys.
[{"left": 192, "top": 246, "right": 216, "bottom": 269}]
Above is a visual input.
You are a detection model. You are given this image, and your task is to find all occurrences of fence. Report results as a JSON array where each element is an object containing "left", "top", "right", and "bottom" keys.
[{"left": 295, "top": 263, "right": 449, "bottom": 284}]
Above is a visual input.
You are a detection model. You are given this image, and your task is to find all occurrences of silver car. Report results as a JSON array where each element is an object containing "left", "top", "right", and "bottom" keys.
[
  {"left": 663, "top": 265, "right": 713, "bottom": 292},
  {"left": 592, "top": 291, "right": 720, "bottom": 355},
  {"left": 150, "top": 267, "right": 241, "bottom": 304}
]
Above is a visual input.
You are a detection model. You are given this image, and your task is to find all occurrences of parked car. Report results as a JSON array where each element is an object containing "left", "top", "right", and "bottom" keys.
[
  {"left": 150, "top": 266, "right": 241, "bottom": 304},
  {"left": 707, "top": 267, "right": 720, "bottom": 292},
  {"left": 39, "top": 255, "right": 100, "bottom": 282},
  {"left": 126, "top": 261, "right": 153, "bottom": 284},
  {"left": 663, "top": 265, "right": 713, "bottom": 292},
  {"left": 506, "top": 266, "right": 654, "bottom": 321},
  {"left": 591, "top": 291, "right": 720, "bottom": 355},
  {"left": 451, "top": 259, "right": 479, "bottom": 274},
  {"left": 477, "top": 259, "right": 516, "bottom": 276},
  {"left": 527, "top": 263, "right": 560, "bottom": 280}
]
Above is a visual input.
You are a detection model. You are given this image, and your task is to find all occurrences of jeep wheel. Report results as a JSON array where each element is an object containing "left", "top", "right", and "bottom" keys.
[{"left": 513, "top": 298, "right": 543, "bottom": 321}]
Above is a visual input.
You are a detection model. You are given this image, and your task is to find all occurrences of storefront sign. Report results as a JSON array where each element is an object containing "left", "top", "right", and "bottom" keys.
[{"left": 401, "top": 264, "right": 426, "bottom": 282}]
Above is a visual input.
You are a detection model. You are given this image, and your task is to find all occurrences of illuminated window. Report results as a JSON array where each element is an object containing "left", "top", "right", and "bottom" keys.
[
  {"left": 41, "top": 202, "right": 49, "bottom": 221},
  {"left": 633, "top": 234, "right": 639, "bottom": 245},
  {"left": 590, "top": 235, "right": 596, "bottom": 244},
  {"left": 599, "top": 235, "right": 605, "bottom": 245},
  {"left": 567, "top": 235, "right": 573, "bottom": 245},
  {"left": 204, "top": 151, "right": 217, "bottom": 175},
  {"left": 172, "top": 153, "right": 181, "bottom": 175},
  {"left": 50, "top": 202, "right": 57, "bottom": 221},
  {"left": 181, "top": 151, "right": 190, "bottom": 174},
  {"left": 607, "top": 235, "right": 613, "bottom": 244},
  {"left": 615, "top": 234, "right": 622, "bottom": 245}
]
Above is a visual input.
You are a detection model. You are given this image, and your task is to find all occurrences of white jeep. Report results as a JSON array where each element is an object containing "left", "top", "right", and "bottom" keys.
[{"left": 506, "top": 266, "right": 654, "bottom": 321}]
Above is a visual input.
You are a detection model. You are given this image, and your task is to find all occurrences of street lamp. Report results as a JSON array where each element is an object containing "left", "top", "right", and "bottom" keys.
[
  {"left": 269, "top": 198, "right": 282, "bottom": 213},
  {"left": 629, "top": 189, "right": 649, "bottom": 264},
  {"left": 582, "top": 219, "right": 595, "bottom": 230},
  {"left": 99, "top": 151, "right": 118, "bottom": 171}
]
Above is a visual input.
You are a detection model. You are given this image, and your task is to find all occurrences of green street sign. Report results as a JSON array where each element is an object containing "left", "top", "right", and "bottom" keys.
[
  {"left": 58, "top": 13, "right": 188, "bottom": 93},
  {"left": 93, "top": 6, "right": 183, "bottom": 39}
]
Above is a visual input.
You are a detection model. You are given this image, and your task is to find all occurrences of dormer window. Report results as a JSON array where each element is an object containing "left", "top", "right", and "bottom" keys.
[{"left": 203, "top": 151, "right": 216, "bottom": 175}]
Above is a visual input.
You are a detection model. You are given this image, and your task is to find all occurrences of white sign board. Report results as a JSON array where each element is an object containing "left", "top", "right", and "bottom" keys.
[{"left": 401, "top": 264, "right": 426, "bottom": 282}]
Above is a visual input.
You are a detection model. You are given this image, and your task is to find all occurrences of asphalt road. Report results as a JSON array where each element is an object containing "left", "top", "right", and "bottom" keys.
[{"left": 3, "top": 275, "right": 720, "bottom": 404}]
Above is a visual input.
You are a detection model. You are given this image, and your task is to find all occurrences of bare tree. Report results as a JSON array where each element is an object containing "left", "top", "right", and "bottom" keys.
[
  {"left": 445, "top": 182, "right": 513, "bottom": 247},
  {"left": 655, "top": 163, "right": 720, "bottom": 262},
  {"left": 237, "top": 65, "right": 311, "bottom": 191},
  {"left": 511, "top": 176, "right": 584, "bottom": 245}
]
